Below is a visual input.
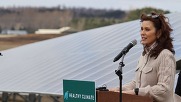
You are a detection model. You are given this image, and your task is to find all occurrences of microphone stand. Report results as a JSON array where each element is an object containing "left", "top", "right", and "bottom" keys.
[{"left": 115, "top": 54, "right": 125, "bottom": 102}]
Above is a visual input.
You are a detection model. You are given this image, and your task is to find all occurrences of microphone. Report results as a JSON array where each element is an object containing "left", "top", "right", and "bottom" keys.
[{"left": 113, "top": 39, "right": 137, "bottom": 62}]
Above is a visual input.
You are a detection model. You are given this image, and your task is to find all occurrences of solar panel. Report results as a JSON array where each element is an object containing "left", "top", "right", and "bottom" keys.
[{"left": 0, "top": 13, "right": 181, "bottom": 95}]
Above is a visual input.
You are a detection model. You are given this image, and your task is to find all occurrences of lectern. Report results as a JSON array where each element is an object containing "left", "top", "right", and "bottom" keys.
[{"left": 96, "top": 91, "right": 153, "bottom": 102}]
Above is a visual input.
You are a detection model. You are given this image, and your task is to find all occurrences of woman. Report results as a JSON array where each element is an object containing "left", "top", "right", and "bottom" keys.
[{"left": 110, "top": 12, "right": 176, "bottom": 102}]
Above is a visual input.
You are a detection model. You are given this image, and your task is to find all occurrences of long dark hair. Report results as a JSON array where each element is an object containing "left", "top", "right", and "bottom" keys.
[{"left": 140, "top": 12, "right": 175, "bottom": 58}]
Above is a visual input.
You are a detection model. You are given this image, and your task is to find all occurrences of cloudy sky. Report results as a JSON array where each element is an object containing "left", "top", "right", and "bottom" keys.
[{"left": 1, "top": 0, "right": 181, "bottom": 12}]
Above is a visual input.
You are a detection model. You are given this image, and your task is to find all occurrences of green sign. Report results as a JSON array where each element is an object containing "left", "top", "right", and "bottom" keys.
[{"left": 63, "top": 79, "right": 96, "bottom": 102}]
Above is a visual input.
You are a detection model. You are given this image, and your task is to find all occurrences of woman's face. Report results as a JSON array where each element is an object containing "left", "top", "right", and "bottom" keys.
[{"left": 140, "top": 21, "right": 157, "bottom": 46}]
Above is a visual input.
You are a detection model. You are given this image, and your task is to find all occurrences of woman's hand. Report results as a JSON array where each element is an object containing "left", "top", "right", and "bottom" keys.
[
  {"left": 122, "top": 90, "right": 135, "bottom": 95},
  {"left": 109, "top": 88, "right": 135, "bottom": 95},
  {"left": 109, "top": 87, "right": 120, "bottom": 92}
]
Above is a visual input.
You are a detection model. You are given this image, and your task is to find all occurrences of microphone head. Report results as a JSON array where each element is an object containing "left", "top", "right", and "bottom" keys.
[{"left": 131, "top": 39, "right": 137, "bottom": 46}]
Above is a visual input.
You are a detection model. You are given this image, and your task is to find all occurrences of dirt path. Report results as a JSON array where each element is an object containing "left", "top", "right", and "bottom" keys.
[{"left": 0, "top": 34, "right": 64, "bottom": 51}]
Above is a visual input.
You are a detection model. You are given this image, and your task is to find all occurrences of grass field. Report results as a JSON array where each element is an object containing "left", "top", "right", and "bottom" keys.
[{"left": 0, "top": 34, "right": 64, "bottom": 51}]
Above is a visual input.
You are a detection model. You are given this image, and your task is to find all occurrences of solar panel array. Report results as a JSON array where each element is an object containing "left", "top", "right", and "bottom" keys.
[{"left": 0, "top": 13, "right": 181, "bottom": 95}]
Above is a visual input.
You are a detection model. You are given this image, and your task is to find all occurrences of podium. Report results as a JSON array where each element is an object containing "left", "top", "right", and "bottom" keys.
[{"left": 96, "top": 91, "right": 153, "bottom": 102}]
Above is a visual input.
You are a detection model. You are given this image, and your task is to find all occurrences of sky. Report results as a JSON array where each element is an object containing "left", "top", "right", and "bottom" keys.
[{"left": 0, "top": 0, "right": 181, "bottom": 12}]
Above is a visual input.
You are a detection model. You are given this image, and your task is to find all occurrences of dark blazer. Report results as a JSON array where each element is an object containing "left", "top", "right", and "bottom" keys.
[{"left": 175, "top": 70, "right": 181, "bottom": 96}]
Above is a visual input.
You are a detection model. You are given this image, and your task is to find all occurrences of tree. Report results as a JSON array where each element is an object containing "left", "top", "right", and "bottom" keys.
[
  {"left": 124, "top": 7, "right": 170, "bottom": 21},
  {"left": 0, "top": 26, "right": 2, "bottom": 33}
]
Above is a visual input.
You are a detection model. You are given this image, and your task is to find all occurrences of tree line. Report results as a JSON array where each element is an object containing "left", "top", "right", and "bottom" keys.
[{"left": 0, "top": 6, "right": 169, "bottom": 33}]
